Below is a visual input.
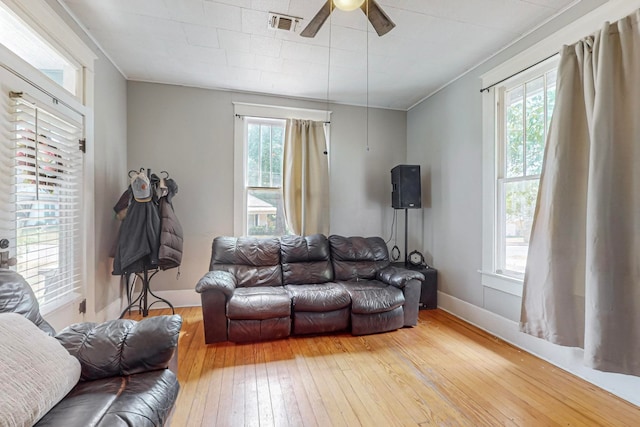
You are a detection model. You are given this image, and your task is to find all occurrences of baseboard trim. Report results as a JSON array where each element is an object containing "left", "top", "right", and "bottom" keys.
[
  {"left": 437, "top": 290, "right": 640, "bottom": 407},
  {"left": 146, "top": 289, "right": 202, "bottom": 309}
]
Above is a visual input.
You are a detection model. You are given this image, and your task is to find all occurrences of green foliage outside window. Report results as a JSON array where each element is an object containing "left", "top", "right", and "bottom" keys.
[
  {"left": 246, "top": 119, "right": 287, "bottom": 237},
  {"left": 247, "top": 123, "right": 283, "bottom": 188},
  {"left": 501, "top": 70, "right": 556, "bottom": 273}
]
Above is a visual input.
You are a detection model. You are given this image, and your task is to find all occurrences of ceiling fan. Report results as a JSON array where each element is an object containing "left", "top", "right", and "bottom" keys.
[{"left": 300, "top": 0, "right": 395, "bottom": 38}]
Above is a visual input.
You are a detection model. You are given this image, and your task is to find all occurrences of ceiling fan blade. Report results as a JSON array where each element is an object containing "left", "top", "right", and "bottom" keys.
[
  {"left": 361, "top": 0, "right": 395, "bottom": 36},
  {"left": 300, "top": 0, "right": 334, "bottom": 38}
]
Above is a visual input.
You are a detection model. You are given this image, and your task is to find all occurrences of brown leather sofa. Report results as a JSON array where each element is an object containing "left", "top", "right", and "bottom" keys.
[
  {"left": 0, "top": 269, "right": 181, "bottom": 426},
  {"left": 195, "top": 234, "right": 424, "bottom": 344}
]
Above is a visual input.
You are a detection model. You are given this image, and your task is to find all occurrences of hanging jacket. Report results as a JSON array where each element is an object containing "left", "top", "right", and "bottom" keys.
[
  {"left": 158, "top": 199, "right": 183, "bottom": 270},
  {"left": 158, "top": 178, "right": 183, "bottom": 270},
  {"left": 112, "top": 197, "right": 160, "bottom": 275}
]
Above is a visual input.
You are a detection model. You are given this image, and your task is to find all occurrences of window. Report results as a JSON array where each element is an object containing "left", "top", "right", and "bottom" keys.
[
  {"left": 496, "top": 68, "right": 557, "bottom": 278},
  {"left": 480, "top": 1, "right": 640, "bottom": 297},
  {"left": 0, "top": 4, "right": 79, "bottom": 96},
  {"left": 0, "top": 0, "right": 94, "bottom": 318},
  {"left": 244, "top": 117, "right": 288, "bottom": 237},
  {"left": 233, "top": 102, "right": 330, "bottom": 237},
  {"left": 6, "top": 91, "right": 84, "bottom": 308}
]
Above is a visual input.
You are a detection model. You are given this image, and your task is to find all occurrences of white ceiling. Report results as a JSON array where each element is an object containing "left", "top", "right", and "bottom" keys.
[{"left": 60, "top": 0, "right": 577, "bottom": 110}]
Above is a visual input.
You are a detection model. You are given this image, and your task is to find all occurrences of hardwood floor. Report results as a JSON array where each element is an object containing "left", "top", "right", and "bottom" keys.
[{"left": 129, "top": 307, "right": 640, "bottom": 426}]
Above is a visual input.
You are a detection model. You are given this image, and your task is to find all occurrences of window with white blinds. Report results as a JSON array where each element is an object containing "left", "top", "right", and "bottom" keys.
[{"left": 6, "top": 91, "right": 84, "bottom": 308}]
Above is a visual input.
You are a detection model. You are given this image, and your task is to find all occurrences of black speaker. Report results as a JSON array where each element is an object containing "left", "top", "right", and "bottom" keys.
[{"left": 391, "top": 165, "right": 421, "bottom": 209}]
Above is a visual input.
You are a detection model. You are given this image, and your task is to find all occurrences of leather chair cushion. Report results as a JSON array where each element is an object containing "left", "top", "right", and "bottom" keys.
[
  {"left": 56, "top": 315, "right": 182, "bottom": 381},
  {"left": 281, "top": 234, "right": 333, "bottom": 285},
  {"left": 210, "top": 236, "right": 282, "bottom": 287},
  {"left": 351, "top": 306, "right": 405, "bottom": 336},
  {"left": 0, "top": 269, "right": 55, "bottom": 335},
  {"left": 226, "top": 287, "right": 291, "bottom": 320},
  {"left": 340, "top": 281, "right": 405, "bottom": 314},
  {"left": 285, "top": 283, "right": 350, "bottom": 312},
  {"left": 228, "top": 318, "right": 290, "bottom": 342},
  {"left": 329, "top": 235, "right": 390, "bottom": 281},
  {"left": 292, "top": 308, "right": 350, "bottom": 335},
  {"left": 35, "top": 370, "right": 179, "bottom": 427}
]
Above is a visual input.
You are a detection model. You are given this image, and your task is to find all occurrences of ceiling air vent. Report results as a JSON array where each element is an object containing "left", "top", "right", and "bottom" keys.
[{"left": 268, "top": 12, "right": 301, "bottom": 33}]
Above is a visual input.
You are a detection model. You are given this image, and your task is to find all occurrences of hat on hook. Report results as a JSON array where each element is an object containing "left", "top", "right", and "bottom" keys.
[{"left": 130, "top": 169, "right": 152, "bottom": 202}]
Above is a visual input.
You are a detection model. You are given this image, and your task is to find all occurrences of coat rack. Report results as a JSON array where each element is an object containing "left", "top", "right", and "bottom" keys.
[
  {"left": 120, "top": 267, "right": 174, "bottom": 318},
  {"left": 116, "top": 167, "right": 181, "bottom": 319}
]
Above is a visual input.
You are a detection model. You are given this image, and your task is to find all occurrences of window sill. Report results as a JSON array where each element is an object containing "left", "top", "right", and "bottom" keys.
[
  {"left": 479, "top": 271, "right": 523, "bottom": 297},
  {"left": 40, "top": 292, "right": 82, "bottom": 316}
]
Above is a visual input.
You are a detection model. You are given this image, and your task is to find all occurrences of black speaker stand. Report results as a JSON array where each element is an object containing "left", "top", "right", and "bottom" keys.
[{"left": 404, "top": 208, "right": 409, "bottom": 265}]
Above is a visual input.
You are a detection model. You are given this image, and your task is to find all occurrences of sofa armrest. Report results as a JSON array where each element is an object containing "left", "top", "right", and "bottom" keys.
[
  {"left": 377, "top": 266, "right": 424, "bottom": 288},
  {"left": 195, "top": 270, "right": 236, "bottom": 297},
  {"left": 55, "top": 314, "right": 182, "bottom": 381}
]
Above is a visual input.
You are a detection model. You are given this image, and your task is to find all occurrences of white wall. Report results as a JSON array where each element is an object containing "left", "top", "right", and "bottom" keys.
[
  {"left": 407, "top": 0, "right": 640, "bottom": 406},
  {"left": 127, "top": 82, "right": 407, "bottom": 294}
]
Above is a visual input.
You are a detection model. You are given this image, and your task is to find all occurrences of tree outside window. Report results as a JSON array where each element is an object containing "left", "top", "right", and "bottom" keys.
[
  {"left": 245, "top": 118, "right": 289, "bottom": 236},
  {"left": 498, "top": 69, "right": 556, "bottom": 277}
]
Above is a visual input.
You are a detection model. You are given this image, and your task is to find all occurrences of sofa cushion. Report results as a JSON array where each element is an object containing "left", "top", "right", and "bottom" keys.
[
  {"left": 210, "top": 236, "right": 282, "bottom": 287},
  {"left": 281, "top": 234, "right": 333, "bottom": 285},
  {"left": 351, "top": 306, "right": 405, "bottom": 336},
  {"left": 329, "top": 235, "right": 390, "bottom": 281},
  {"left": 292, "top": 308, "right": 350, "bottom": 335},
  {"left": 226, "top": 287, "right": 291, "bottom": 320},
  {"left": 56, "top": 315, "right": 182, "bottom": 381},
  {"left": 35, "top": 370, "right": 179, "bottom": 427},
  {"left": 339, "top": 281, "right": 405, "bottom": 314},
  {"left": 285, "top": 283, "right": 350, "bottom": 312},
  {"left": 0, "top": 313, "right": 81, "bottom": 427},
  {"left": 0, "top": 269, "right": 55, "bottom": 335},
  {"left": 228, "top": 317, "right": 291, "bottom": 342}
]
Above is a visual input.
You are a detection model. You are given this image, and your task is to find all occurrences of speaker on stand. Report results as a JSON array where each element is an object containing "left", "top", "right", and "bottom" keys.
[{"left": 391, "top": 165, "right": 422, "bottom": 265}]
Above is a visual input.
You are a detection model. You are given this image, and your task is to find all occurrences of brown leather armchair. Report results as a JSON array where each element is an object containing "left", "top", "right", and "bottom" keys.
[{"left": 0, "top": 269, "right": 182, "bottom": 426}]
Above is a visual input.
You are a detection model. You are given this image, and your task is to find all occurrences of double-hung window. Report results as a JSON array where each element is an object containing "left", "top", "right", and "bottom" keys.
[
  {"left": 480, "top": 0, "right": 640, "bottom": 299},
  {"left": 481, "top": 56, "right": 558, "bottom": 294},
  {"left": 244, "top": 117, "right": 288, "bottom": 237},
  {"left": 496, "top": 66, "right": 557, "bottom": 278},
  {"left": 233, "top": 103, "right": 330, "bottom": 237}
]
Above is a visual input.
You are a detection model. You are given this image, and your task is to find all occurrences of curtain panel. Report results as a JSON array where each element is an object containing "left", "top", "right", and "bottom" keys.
[
  {"left": 521, "top": 10, "right": 640, "bottom": 376},
  {"left": 282, "top": 119, "right": 329, "bottom": 236}
]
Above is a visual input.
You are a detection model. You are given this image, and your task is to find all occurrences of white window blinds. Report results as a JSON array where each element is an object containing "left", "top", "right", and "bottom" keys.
[{"left": 6, "top": 91, "right": 84, "bottom": 308}]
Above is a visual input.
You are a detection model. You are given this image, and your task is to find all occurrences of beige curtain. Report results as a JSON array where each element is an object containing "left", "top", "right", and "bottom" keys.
[
  {"left": 521, "top": 10, "right": 640, "bottom": 376},
  {"left": 282, "top": 119, "right": 329, "bottom": 236}
]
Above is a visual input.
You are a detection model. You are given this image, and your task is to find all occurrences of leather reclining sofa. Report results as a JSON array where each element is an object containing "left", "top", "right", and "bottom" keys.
[
  {"left": 0, "top": 269, "right": 181, "bottom": 426},
  {"left": 195, "top": 234, "right": 425, "bottom": 343}
]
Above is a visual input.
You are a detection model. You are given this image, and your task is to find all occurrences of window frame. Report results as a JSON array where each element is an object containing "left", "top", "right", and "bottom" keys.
[
  {"left": 495, "top": 65, "right": 557, "bottom": 279},
  {"left": 481, "top": 57, "right": 558, "bottom": 297},
  {"left": 233, "top": 102, "right": 330, "bottom": 237},
  {"left": 0, "top": 0, "right": 95, "bottom": 102},
  {"left": 0, "top": 0, "right": 96, "bottom": 319},
  {"left": 479, "top": 0, "right": 640, "bottom": 298},
  {"left": 8, "top": 90, "right": 85, "bottom": 309}
]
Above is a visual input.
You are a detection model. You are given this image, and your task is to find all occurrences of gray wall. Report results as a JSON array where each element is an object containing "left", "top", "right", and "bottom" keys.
[
  {"left": 127, "top": 82, "right": 407, "bottom": 292},
  {"left": 407, "top": 0, "right": 640, "bottom": 406},
  {"left": 46, "top": 0, "right": 128, "bottom": 315},
  {"left": 91, "top": 54, "right": 128, "bottom": 313},
  {"left": 407, "top": 0, "right": 609, "bottom": 320}
]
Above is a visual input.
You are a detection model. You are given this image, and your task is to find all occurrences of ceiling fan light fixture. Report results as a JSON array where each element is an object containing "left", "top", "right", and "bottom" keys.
[{"left": 333, "top": 0, "right": 365, "bottom": 12}]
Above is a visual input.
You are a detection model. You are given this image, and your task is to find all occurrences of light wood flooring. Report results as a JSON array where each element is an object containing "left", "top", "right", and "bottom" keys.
[{"left": 129, "top": 307, "right": 640, "bottom": 426}]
